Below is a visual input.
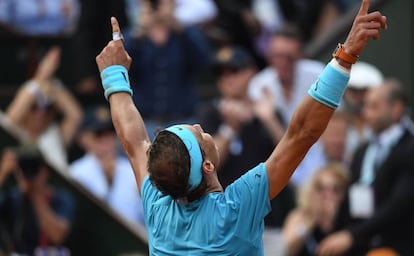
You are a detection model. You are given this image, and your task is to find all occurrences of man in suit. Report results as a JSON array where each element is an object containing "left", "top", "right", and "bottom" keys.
[{"left": 317, "top": 79, "right": 414, "bottom": 256}]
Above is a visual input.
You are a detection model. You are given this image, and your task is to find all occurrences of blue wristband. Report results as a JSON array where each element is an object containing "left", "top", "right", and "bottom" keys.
[
  {"left": 100, "top": 65, "right": 133, "bottom": 100},
  {"left": 308, "top": 61, "right": 350, "bottom": 109}
]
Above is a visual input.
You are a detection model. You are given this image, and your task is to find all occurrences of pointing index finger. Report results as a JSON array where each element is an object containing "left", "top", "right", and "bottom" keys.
[
  {"left": 111, "top": 17, "right": 124, "bottom": 42},
  {"left": 357, "top": 0, "right": 370, "bottom": 16},
  {"left": 111, "top": 17, "right": 121, "bottom": 33}
]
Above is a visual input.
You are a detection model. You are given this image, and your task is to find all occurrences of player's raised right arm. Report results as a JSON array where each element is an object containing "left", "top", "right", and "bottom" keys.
[{"left": 265, "top": 0, "right": 387, "bottom": 199}]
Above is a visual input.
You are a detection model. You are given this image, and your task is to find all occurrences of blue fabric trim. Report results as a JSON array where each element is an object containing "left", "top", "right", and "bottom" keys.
[
  {"left": 308, "top": 63, "right": 350, "bottom": 109},
  {"left": 100, "top": 65, "right": 133, "bottom": 100},
  {"left": 165, "top": 125, "right": 203, "bottom": 191}
]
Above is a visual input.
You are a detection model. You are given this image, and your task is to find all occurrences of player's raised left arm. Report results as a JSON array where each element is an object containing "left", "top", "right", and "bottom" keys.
[{"left": 96, "top": 17, "right": 150, "bottom": 191}]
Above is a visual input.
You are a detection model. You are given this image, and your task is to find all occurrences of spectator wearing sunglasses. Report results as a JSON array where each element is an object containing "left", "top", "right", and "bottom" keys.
[{"left": 282, "top": 163, "right": 349, "bottom": 256}]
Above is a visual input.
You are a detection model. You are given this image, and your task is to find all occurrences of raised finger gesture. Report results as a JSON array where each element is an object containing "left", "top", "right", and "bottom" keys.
[
  {"left": 342, "top": 0, "right": 387, "bottom": 57},
  {"left": 96, "top": 17, "right": 132, "bottom": 72}
]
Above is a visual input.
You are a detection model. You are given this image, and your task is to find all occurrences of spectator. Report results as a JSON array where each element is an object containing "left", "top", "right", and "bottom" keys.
[
  {"left": 248, "top": 25, "right": 324, "bottom": 126},
  {"left": 318, "top": 79, "right": 414, "bottom": 256},
  {"left": 198, "top": 45, "right": 293, "bottom": 255},
  {"left": 70, "top": 105, "right": 145, "bottom": 226},
  {"left": 340, "top": 61, "right": 384, "bottom": 165},
  {"left": 282, "top": 163, "right": 349, "bottom": 256},
  {"left": 124, "top": 0, "right": 211, "bottom": 140},
  {"left": 5, "top": 46, "right": 83, "bottom": 172},
  {"left": 0, "top": 146, "right": 74, "bottom": 255},
  {"left": 0, "top": 0, "right": 80, "bottom": 36},
  {"left": 248, "top": 25, "right": 326, "bottom": 188}
]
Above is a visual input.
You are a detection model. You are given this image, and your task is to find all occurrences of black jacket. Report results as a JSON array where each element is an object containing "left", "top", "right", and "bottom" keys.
[{"left": 336, "top": 128, "right": 414, "bottom": 255}]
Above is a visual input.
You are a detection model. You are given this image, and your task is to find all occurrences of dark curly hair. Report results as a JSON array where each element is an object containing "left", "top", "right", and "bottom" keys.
[{"left": 148, "top": 130, "right": 206, "bottom": 200}]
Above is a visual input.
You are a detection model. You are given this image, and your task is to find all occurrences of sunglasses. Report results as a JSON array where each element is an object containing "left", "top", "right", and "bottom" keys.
[
  {"left": 314, "top": 182, "right": 343, "bottom": 194},
  {"left": 94, "top": 128, "right": 114, "bottom": 137}
]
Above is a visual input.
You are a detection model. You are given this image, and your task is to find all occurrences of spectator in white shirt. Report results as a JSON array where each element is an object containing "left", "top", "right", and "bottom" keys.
[
  {"left": 248, "top": 25, "right": 326, "bottom": 188},
  {"left": 70, "top": 105, "right": 145, "bottom": 226}
]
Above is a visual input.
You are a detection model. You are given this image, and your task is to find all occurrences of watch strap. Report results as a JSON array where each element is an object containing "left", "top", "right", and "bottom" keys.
[{"left": 332, "top": 43, "right": 358, "bottom": 64}]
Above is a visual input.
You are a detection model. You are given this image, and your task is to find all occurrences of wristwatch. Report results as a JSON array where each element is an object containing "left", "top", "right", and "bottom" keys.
[{"left": 332, "top": 43, "right": 358, "bottom": 64}]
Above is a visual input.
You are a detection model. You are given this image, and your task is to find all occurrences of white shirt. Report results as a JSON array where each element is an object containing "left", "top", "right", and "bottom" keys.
[
  {"left": 345, "top": 125, "right": 372, "bottom": 166},
  {"left": 70, "top": 154, "right": 145, "bottom": 226}
]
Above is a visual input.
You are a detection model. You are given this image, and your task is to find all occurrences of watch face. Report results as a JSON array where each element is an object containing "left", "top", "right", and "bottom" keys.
[{"left": 334, "top": 44, "right": 341, "bottom": 55}]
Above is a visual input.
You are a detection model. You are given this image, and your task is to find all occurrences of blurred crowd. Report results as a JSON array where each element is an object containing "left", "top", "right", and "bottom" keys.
[{"left": 0, "top": 0, "right": 413, "bottom": 255}]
